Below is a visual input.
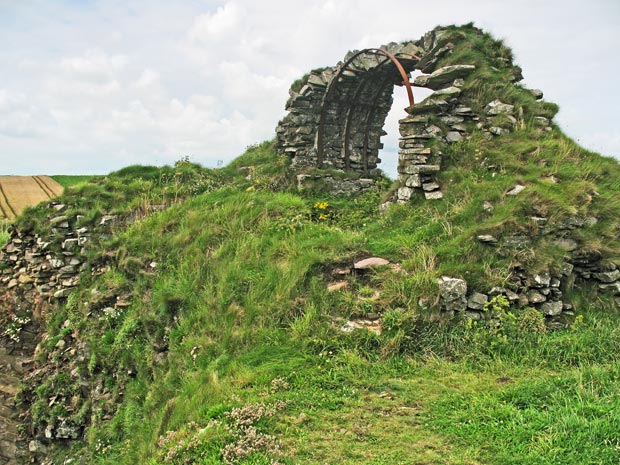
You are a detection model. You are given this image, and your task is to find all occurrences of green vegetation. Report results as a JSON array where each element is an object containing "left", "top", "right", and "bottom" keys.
[
  {"left": 0, "top": 218, "right": 9, "bottom": 246},
  {"left": 10, "top": 25, "right": 620, "bottom": 465},
  {"left": 52, "top": 175, "right": 100, "bottom": 189},
  {"left": 21, "top": 134, "right": 620, "bottom": 464}
]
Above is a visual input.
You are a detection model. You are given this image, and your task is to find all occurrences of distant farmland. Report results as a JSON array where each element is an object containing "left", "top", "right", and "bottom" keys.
[{"left": 0, "top": 176, "right": 64, "bottom": 220}]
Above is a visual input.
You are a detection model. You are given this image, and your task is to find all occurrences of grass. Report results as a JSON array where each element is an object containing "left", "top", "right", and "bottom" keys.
[
  {"left": 0, "top": 218, "right": 9, "bottom": 246},
  {"left": 27, "top": 134, "right": 620, "bottom": 463},
  {"left": 9, "top": 25, "right": 620, "bottom": 465},
  {"left": 52, "top": 175, "right": 99, "bottom": 189}
]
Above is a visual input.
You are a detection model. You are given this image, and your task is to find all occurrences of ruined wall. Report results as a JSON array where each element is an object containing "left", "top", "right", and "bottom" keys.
[
  {"left": 275, "top": 26, "right": 545, "bottom": 200},
  {"left": 0, "top": 204, "right": 138, "bottom": 463}
]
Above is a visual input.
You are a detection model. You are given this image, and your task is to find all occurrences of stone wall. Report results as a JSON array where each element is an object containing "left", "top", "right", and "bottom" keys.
[
  {"left": 275, "top": 25, "right": 616, "bottom": 325},
  {"left": 0, "top": 203, "right": 139, "bottom": 464},
  {"left": 439, "top": 214, "right": 620, "bottom": 325},
  {"left": 275, "top": 26, "right": 546, "bottom": 200}
]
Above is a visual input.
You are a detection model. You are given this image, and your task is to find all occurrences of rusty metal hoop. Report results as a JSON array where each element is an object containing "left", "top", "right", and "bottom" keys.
[{"left": 315, "top": 48, "right": 418, "bottom": 168}]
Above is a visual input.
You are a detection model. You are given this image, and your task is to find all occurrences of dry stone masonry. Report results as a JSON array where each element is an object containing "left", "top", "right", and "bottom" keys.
[
  {"left": 0, "top": 203, "right": 138, "bottom": 464},
  {"left": 277, "top": 24, "right": 616, "bottom": 326},
  {"left": 276, "top": 26, "right": 547, "bottom": 200},
  {"left": 438, "top": 212, "right": 620, "bottom": 325}
]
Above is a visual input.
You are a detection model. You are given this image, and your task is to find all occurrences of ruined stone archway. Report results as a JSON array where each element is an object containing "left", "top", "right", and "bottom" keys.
[
  {"left": 275, "top": 26, "right": 527, "bottom": 201},
  {"left": 314, "top": 48, "right": 417, "bottom": 172}
]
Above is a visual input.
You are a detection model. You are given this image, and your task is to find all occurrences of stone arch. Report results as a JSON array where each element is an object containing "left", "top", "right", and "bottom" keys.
[
  {"left": 276, "top": 26, "right": 526, "bottom": 200},
  {"left": 315, "top": 48, "right": 417, "bottom": 171}
]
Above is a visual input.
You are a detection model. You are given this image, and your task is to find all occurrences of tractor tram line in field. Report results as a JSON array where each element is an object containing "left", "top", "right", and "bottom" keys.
[
  {"left": 0, "top": 181, "right": 17, "bottom": 220},
  {"left": 0, "top": 176, "right": 64, "bottom": 221},
  {"left": 32, "top": 175, "right": 55, "bottom": 199},
  {"left": 35, "top": 175, "right": 64, "bottom": 197}
]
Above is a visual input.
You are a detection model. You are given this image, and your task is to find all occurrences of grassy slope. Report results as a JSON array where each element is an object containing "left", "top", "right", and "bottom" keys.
[
  {"left": 17, "top": 26, "right": 620, "bottom": 465},
  {"left": 51, "top": 175, "right": 99, "bottom": 189},
  {"left": 25, "top": 137, "right": 620, "bottom": 465}
]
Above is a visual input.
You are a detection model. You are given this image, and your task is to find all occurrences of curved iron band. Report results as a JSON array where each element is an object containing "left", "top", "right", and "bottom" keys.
[{"left": 316, "top": 48, "right": 419, "bottom": 168}]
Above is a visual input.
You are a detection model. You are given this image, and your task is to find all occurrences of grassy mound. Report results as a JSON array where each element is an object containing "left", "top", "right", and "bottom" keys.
[
  {"left": 10, "top": 25, "right": 620, "bottom": 465},
  {"left": 19, "top": 133, "right": 620, "bottom": 465}
]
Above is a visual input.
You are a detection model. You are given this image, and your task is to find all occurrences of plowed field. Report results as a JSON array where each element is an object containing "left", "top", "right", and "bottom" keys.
[{"left": 0, "top": 176, "right": 63, "bottom": 220}]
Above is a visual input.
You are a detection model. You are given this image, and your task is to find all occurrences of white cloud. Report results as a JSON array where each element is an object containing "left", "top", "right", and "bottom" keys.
[
  {"left": 134, "top": 68, "right": 160, "bottom": 88},
  {"left": 60, "top": 49, "right": 128, "bottom": 83},
  {"left": 0, "top": 0, "right": 618, "bottom": 175},
  {"left": 0, "top": 90, "right": 38, "bottom": 138},
  {"left": 188, "top": 2, "right": 242, "bottom": 42}
]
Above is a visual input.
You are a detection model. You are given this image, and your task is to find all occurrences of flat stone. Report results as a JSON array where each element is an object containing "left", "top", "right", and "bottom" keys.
[
  {"left": 58, "top": 265, "right": 76, "bottom": 275},
  {"left": 439, "top": 276, "right": 467, "bottom": 302},
  {"left": 400, "top": 164, "right": 440, "bottom": 175},
  {"left": 506, "top": 184, "right": 526, "bottom": 196},
  {"left": 463, "top": 311, "right": 482, "bottom": 320},
  {"left": 413, "top": 65, "right": 476, "bottom": 90},
  {"left": 477, "top": 234, "right": 498, "bottom": 244},
  {"left": 398, "top": 147, "right": 432, "bottom": 155},
  {"left": 505, "top": 289, "right": 519, "bottom": 301},
  {"left": 540, "top": 301, "right": 563, "bottom": 316},
  {"left": 99, "top": 215, "right": 117, "bottom": 226},
  {"left": 399, "top": 115, "right": 431, "bottom": 124},
  {"left": 50, "top": 215, "right": 68, "bottom": 225},
  {"left": 405, "top": 97, "right": 450, "bottom": 115},
  {"left": 17, "top": 274, "right": 33, "bottom": 284},
  {"left": 467, "top": 292, "right": 488, "bottom": 310},
  {"left": 446, "top": 131, "right": 463, "bottom": 143},
  {"left": 62, "top": 238, "right": 79, "bottom": 251},
  {"left": 433, "top": 86, "right": 462, "bottom": 97},
  {"left": 490, "top": 126, "right": 509, "bottom": 136},
  {"left": 341, "top": 321, "right": 356, "bottom": 333},
  {"left": 423, "top": 182, "right": 440, "bottom": 191},
  {"left": 354, "top": 257, "right": 390, "bottom": 270},
  {"left": 4, "top": 242, "right": 18, "bottom": 253},
  {"left": 552, "top": 238, "right": 578, "bottom": 252},
  {"left": 424, "top": 190, "right": 443, "bottom": 200},
  {"left": 485, "top": 99, "right": 515, "bottom": 115},
  {"left": 599, "top": 282, "right": 620, "bottom": 294},
  {"left": 593, "top": 270, "right": 620, "bottom": 283},
  {"left": 440, "top": 115, "right": 465, "bottom": 125},
  {"left": 533, "top": 273, "right": 551, "bottom": 287},
  {"left": 29, "top": 440, "right": 47, "bottom": 454},
  {"left": 527, "top": 290, "right": 546, "bottom": 304},
  {"left": 453, "top": 106, "right": 474, "bottom": 116},
  {"left": 327, "top": 281, "right": 349, "bottom": 292},
  {"left": 562, "top": 263, "right": 574, "bottom": 276},
  {"left": 404, "top": 175, "right": 422, "bottom": 188},
  {"left": 397, "top": 186, "right": 414, "bottom": 201},
  {"left": 49, "top": 258, "right": 64, "bottom": 268},
  {"left": 53, "top": 288, "right": 73, "bottom": 299}
]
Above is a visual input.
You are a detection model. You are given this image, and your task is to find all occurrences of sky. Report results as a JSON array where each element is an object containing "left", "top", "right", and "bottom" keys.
[{"left": 0, "top": 0, "right": 619, "bottom": 176}]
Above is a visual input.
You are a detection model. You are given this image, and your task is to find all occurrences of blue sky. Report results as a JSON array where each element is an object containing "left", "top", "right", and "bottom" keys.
[{"left": 1, "top": 0, "right": 619, "bottom": 175}]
